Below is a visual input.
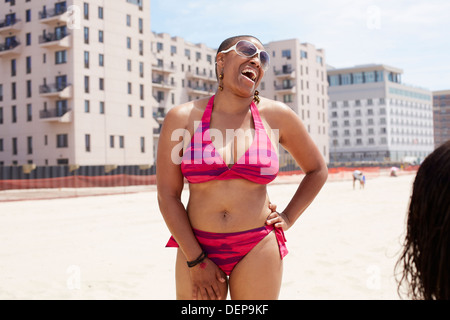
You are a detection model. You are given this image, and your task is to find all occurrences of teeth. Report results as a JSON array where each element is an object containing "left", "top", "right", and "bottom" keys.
[{"left": 242, "top": 68, "right": 257, "bottom": 81}]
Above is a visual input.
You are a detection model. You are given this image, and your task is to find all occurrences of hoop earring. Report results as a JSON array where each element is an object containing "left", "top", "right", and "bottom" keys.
[
  {"left": 253, "top": 90, "right": 260, "bottom": 103},
  {"left": 218, "top": 72, "right": 224, "bottom": 91}
]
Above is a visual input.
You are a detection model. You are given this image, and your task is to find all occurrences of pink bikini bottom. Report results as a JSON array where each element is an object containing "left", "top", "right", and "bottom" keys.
[{"left": 166, "top": 224, "right": 288, "bottom": 276}]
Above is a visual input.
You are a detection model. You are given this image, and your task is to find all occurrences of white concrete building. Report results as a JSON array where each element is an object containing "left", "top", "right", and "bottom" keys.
[
  {"left": 259, "top": 39, "right": 329, "bottom": 165},
  {"left": 0, "top": 0, "right": 156, "bottom": 167},
  {"left": 327, "top": 64, "right": 434, "bottom": 163},
  {"left": 150, "top": 32, "right": 218, "bottom": 159}
]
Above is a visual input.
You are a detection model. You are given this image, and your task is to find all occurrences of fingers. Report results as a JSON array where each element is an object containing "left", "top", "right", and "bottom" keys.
[
  {"left": 268, "top": 202, "right": 277, "bottom": 212},
  {"left": 266, "top": 211, "right": 286, "bottom": 229}
]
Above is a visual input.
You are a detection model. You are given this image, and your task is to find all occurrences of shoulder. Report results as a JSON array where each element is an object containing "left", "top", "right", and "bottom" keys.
[
  {"left": 163, "top": 97, "right": 210, "bottom": 129},
  {"left": 256, "top": 96, "right": 298, "bottom": 127}
]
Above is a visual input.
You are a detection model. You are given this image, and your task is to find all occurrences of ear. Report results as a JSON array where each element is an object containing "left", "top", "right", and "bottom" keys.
[{"left": 216, "top": 52, "right": 225, "bottom": 69}]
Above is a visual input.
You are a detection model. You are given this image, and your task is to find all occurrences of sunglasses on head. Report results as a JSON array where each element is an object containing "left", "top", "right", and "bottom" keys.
[{"left": 220, "top": 40, "right": 270, "bottom": 71}]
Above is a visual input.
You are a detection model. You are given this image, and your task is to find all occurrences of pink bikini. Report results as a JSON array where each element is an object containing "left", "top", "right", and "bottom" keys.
[{"left": 166, "top": 95, "right": 287, "bottom": 276}]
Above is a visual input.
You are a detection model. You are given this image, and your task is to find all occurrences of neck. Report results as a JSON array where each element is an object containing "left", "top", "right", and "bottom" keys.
[{"left": 213, "top": 90, "right": 254, "bottom": 115}]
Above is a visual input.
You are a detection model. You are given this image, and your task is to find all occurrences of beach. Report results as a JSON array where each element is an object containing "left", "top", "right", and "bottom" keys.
[{"left": 0, "top": 173, "right": 415, "bottom": 300}]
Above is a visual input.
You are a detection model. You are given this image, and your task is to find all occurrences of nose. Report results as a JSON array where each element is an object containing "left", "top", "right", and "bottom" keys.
[{"left": 249, "top": 54, "right": 262, "bottom": 69}]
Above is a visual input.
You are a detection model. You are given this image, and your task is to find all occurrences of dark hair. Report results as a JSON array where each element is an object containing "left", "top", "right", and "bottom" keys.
[
  {"left": 396, "top": 140, "right": 450, "bottom": 299},
  {"left": 214, "top": 35, "right": 263, "bottom": 80}
]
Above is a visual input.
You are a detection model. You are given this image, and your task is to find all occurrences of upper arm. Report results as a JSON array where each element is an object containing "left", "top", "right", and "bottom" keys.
[
  {"left": 156, "top": 105, "right": 189, "bottom": 199},
  {"left": 271, "top": 103, "right": 326, "bottom": 174}
]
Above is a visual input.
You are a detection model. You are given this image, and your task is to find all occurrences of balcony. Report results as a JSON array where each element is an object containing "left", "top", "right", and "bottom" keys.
[
  {"left": 0, "top": 18, "right": 22, "bottom": 35},
  {"left": 186, "top": 71, "right": 216, "bottom": 82},
  {"left": 39, "top": 7, "right": 68, "bottom": 25},
  {"left": 151, "top": 63, "right": 176, "bottom": 74},
  {"left": 188, "top": 86, "right": 214, "bottom": 96},
  {"left": 39, "top": 32, "right": 71, "bottom": 49},
  {"left": 0, "top": 40, "right": 22, "bottom": 58},
  {"left": 39, "top": 108, "right": 72, "bottom": 123},
  {"left": 152, "top": 79, "right": 176, "bottom": 90},
  {"left": 274, "top": 66, "right": 296, "bottom": 79},
  {"left": 39, "top": 83, "right": 73, "bottom": 99},
  {"left": 152, "top": 107, "right": 166, "bottom": 124},
  {"left": 274, "top": 83, "right": 296, "bottom": 94}
]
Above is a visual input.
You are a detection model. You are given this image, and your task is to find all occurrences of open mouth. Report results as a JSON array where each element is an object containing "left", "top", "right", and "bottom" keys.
[{"left": 241, "top": 68, "right": 257, "bottom": 82}]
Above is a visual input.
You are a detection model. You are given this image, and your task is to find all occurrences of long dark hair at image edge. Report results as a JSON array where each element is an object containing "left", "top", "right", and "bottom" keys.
[{"left": 396, "top": 140, "right": 450, "bottom": 300}]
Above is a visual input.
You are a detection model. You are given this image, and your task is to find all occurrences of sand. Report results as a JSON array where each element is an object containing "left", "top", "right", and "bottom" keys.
[{"left": 0, "top": 173, "right": 415, "bottom": 300}]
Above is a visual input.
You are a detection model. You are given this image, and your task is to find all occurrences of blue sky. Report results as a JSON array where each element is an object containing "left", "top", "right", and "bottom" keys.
[{"left": 150, "top": 0, "right": 450, "bottom": 92}]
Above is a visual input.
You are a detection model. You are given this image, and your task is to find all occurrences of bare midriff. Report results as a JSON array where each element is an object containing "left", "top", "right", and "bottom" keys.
[{"left": 186, "top": 179, "right": 271, "bottom": 233}]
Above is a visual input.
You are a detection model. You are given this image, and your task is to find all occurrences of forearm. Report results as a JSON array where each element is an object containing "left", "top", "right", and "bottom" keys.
[
  {"left": 158, "top": 194, "right": 203, "bottom": 261},
  {"left": 282, "top": 166, "right": 328, "bottom": 228}
]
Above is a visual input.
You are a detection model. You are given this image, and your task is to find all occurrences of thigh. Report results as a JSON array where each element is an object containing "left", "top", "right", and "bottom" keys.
[
  {"left": 175, "top": 248, "right": 228, "bottom": 300},
  {"left": 228, "top": 231, "right": 283, "bottom": 300}
]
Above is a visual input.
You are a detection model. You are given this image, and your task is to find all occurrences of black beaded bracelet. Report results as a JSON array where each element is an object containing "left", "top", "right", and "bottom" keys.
[{"left": 186, "top": 251, "right": 208, "bottom": 268}]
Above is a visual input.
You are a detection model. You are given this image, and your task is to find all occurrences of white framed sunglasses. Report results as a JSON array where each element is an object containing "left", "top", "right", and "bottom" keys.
[{"left": 220, "top": 40, "right": 270, "bottom": 71}]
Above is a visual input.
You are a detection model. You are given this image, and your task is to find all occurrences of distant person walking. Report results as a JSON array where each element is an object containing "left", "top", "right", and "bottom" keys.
[{"left": 352, "top": 170, "right": 364, "bottom": 189}]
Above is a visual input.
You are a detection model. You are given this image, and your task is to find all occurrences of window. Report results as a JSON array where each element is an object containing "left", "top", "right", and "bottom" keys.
[
  {"left": 127, "top": 37, "right": 131, "bottom": 49},
  {"left": 126, "top": 14, "right": 131, "bottom": 26},
  {"left": 119, "top": 136, "right": 124, "bottom": 149},
  {"left": 127, "top": 82, "right": 132, "bottom": 94},
  {"left": 57, "top": 134, "right": 68, "bottom": 148},
  {"left": 138, "top": 18, "right": 143, "bottom": 33},
  {"left": 353, "top": 72, "right": 363, "bottom": 84},
  {"left": 55, "top": 50, "right": 67, "bottom": 64},
  {"left": 282, "top": 50, "right": 291, "bottom": 59},
  {"left": 84, "top": 100, "right": 90, "bottom": 113},
  {"left": 84, "top": 27, "right": 89, "bottom": 44},
  {"left": 0, "top": 139, "right": 3, "bottom": 152},
  {"left": 140, "top": 106, "right": 144, "bottom": 118},
  {"left": 99, "top": 78, "right": 104, "bottom": 90},
  {"left": 11, "top": 59, "right": 16, "bottom": 76},
  {"left": 99, "top": 54, "right": 104, "bottom": 66},
  {"left": 84, "top": 51, "right": 89, "bottom": 68},
  {"left": 84, "top": 76, "right": 89, "bottom": 93},
  {"left": 140, "top": 137, "right": 145, "bottom": 153},
  {"left": 83, "top": 2, "right": 89, "bottom": 19},
  {"left": 27, "top": 136, "right": 33, "bottom": 154},
  {"left": 0, "top": 107, "right": 3, "bottom": 124},
  {"left": 26, "top": 33, "right": 31, "bottom": 45},
  {"left": 26, "top": 9, "right": 31, "bottom": 22},
  {"left": 12, "top": 138, "right": 18, "bottom": 155},
  {"left": 140, "top": 84, "right": 144, "bottom": 100},
  {"left": 0, "top": 84, "right": 3, "bottom": 101},
  {"left": 27, "top": 104, "right": 32, "bottom": 121},
  {"left": 128, "top": 105, "right": 132, "bottom": 117},
  {"left": 300, "top": 50, "right": 307, "bottom": 59},
  {"left": 11, "top": 82, "right": 16, "bottom": 100},
  {"left": 139, "top": 40, "right": 143, "bottom": 55},
  {"left": 12, "top": 105, "right": 17, "bottom": 123},
  {"left": 110, "top": 135, "right": 114, "bottom": 148},
  {"left": 99, "top": 101, "right": 105, "bottom": 114},
  {"left": 139, "top": 62, "right": 144, "bottom": 78},
  {"left": 98, "top": 30, "right": 103, "bottom": 43},
  {"left": 27, "top": 80, "right": 32, "bottom": 98},
  {"left": 26, "top": 56, "right": 31, "bottom": 74},
  {"left": 98, "top": 6, "right": 103, "bottom": 19},
  {"left": 127, "top": 59, "right": 132, "bottom": 71},
  {"left": 85, "top": 134, "right": 91, "bottom": 152}
]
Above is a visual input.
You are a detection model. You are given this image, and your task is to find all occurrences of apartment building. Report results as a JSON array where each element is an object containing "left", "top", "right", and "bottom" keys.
[
  {"left": 259, "top": 39, "right": 329, "bottom": 164},
  {"left": 327, "top": 64, "right": 434, "bottom": 163},
  {"left": 0, "top": 0, "right": 156, "bottom": 167},
  {"left": 150, "top": 32, "right": 218, "bottom": 158},
  {"left": 432, "top": 89, "right": 450, "bottom": 148}
]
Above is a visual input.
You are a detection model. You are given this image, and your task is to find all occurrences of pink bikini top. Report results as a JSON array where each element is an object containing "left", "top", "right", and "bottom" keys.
[{"left": 181, "top": 96, "right": 279, "bottom": 184}]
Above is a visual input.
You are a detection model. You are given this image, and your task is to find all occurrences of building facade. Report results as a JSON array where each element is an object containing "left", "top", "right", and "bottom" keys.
[
  {"left": 259, "top": 39, "right": 329, "bottom": 165},
  {"left": 150, "top": 32, "right": 218, "bottom": 159},
  {"left": 432, "top": 89, "right": 450, "bottom": 148},
  {"left": 327, "top": 64, "right": 434, "bottom": 163},
  {"left": 0, "top": 0, "right": 156, "bottom": 167}
]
